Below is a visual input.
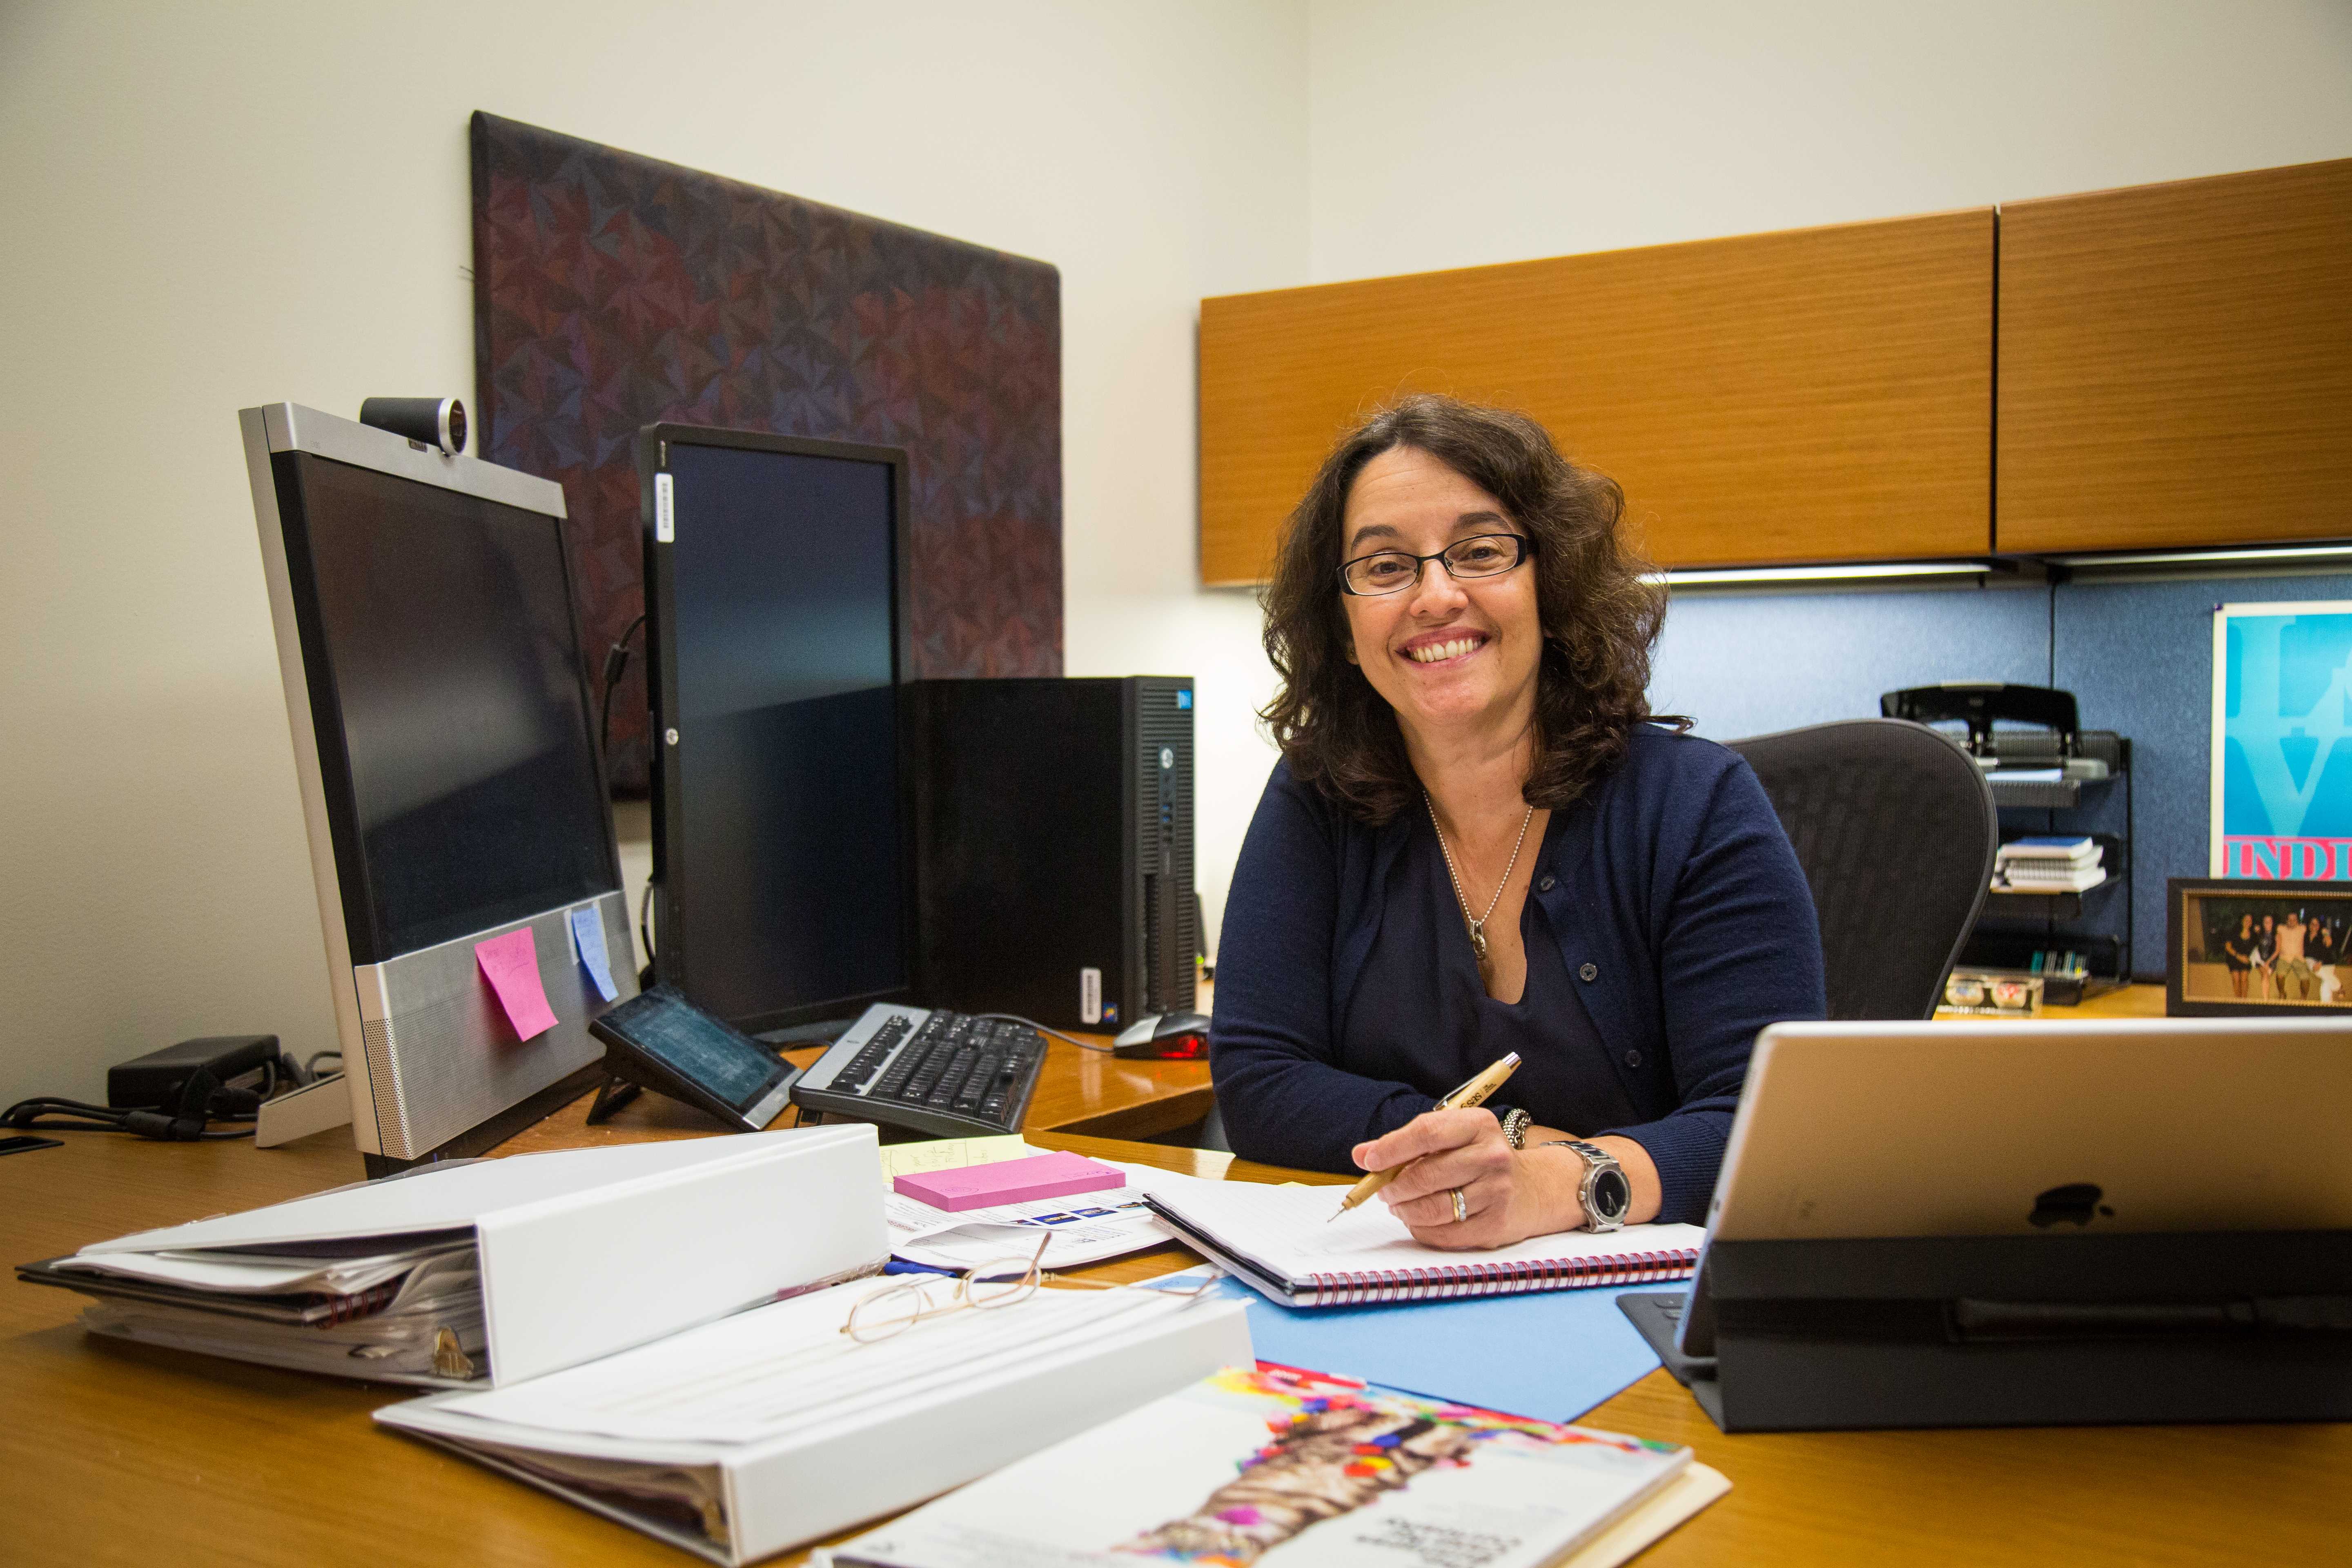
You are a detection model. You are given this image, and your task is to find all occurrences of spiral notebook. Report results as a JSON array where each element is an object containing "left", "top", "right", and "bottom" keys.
[{"left": 1144, "top": 1183, "right": 1704, "bottom": 1308}]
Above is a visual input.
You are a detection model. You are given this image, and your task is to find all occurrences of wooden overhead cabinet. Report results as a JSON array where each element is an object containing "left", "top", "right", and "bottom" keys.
[
  {"left": 1997, "top": 158, "right": 2352, "bottom": 554},
  {"left": 1198, "top": 210, "right": 1994, "bottom": 583}
]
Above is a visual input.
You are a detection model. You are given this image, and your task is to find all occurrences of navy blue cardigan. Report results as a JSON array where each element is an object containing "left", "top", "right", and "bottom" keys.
[{"left": 1210, "top": 724, "right": 1826, "bottom": 1224}]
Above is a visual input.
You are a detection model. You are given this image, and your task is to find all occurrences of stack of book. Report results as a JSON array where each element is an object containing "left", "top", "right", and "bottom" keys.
[{"left": 1994, "top": 835, "right": 2106, "bottom": 893}]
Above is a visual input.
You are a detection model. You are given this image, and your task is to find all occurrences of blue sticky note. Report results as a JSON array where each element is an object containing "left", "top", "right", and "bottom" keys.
[
  {"left": 1215, "top": 1277, "right": 1666, "bottom": 1424},
  {"left": 569, "top": 906, "right": 619, "bottom": 1002}
]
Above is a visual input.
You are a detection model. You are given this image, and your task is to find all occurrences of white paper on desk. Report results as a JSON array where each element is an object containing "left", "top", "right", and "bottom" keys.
[
  {"left": 53, "top": 1246, "right": 443, "bottom": 1295},
  {"left": 885, "top": 1161, "right": 1219, "bottom": 1270}
]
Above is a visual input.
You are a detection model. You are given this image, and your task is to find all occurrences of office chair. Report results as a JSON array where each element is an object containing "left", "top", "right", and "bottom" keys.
[{"left": 1728, "top": 718, "right": 1996, "bottom": 1020}]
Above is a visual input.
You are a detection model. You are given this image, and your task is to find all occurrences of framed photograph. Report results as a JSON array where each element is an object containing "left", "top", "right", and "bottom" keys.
[{"left": 2167, "top": 877, "right": 2352, "bottom": 1016}]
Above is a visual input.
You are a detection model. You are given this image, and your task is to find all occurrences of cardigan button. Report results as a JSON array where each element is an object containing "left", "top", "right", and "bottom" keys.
[
  {"left": 1624, "top": 1049, "right": 1643, "bottom": 1068},
  {"left": 1579, "top": 962, "right": 1597, "bottom": 982},
  {"left": 1538, "top": 874, "right": 1556, "bottom": 892}
]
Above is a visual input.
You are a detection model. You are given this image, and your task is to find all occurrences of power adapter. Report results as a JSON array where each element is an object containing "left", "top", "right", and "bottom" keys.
[{"left": 108, "top": 1036, "right": 280, "bottom": 1111}]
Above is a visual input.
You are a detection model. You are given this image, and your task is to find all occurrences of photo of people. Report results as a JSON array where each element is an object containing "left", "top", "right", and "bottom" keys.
[{"left": 2177, "top": 883, "right": 2352, "bottom": 1010}]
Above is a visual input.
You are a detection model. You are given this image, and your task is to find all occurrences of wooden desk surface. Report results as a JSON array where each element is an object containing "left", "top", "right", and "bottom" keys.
[
  {"left": 1937, "top": 980, "right": 2167, "bottom": 1022},
  {"left": 492, "top": 1029, "right": 1215, "bottom": 1158},
  {"left": 7, "top": 1015, "right": 2348, "bottom": 1564}
]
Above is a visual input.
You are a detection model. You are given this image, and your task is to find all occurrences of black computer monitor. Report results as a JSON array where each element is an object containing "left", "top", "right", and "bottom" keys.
[
  {"left": 242, "top": 403, "right": 636, "bottom": 1171},
  {"left": 638, "top": 425, "right": 914, "bottom": 1033}
]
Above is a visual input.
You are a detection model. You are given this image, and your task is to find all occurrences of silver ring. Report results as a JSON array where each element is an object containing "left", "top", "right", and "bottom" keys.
[{"left": 1450, "top": 1187, "right": 1468, "bottom": 1224}]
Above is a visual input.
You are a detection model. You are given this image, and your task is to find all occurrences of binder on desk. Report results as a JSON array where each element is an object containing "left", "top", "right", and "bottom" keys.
[
  {"left": 18, "top": 1126, "right": 888, "bottom": 1387},
  {"left": 376, "top": 1281, "right": 1254, "bottom": 1565}
]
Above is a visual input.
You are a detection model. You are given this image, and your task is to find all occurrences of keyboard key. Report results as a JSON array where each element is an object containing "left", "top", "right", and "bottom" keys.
[{"left": 952, "top": 1054, "right": 1001, "bottom": 1111}]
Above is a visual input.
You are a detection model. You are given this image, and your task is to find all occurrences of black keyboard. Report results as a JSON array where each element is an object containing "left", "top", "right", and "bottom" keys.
[{"left": 788, "top": 1004, "right": 1047, "bottom": 1139}]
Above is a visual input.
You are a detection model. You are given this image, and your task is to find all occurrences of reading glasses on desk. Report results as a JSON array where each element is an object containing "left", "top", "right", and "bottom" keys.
[{"left": 840, "top": 1234, "right": 1222, "bottom": 1343}]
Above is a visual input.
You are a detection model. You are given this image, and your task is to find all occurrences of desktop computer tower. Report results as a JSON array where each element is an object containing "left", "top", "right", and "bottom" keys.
[{"left": 904, "top": 677, "right": 1196, "bottom": 1031}]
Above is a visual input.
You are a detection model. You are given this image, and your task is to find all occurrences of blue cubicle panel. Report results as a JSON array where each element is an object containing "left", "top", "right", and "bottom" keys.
[
  {"left": 1650, "top": 587, "right": 2051, "bottom": 741},
  {"left": 1651, "top": 571, "right": 2352, "bottom": 980}
]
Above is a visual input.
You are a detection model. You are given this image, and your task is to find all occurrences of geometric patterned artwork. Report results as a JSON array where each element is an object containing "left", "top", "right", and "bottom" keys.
[
  {"left": 2212, "top": 600, "right": 2352, "bottom": 878},
  {"left": 470, "top": 112, "right": 1062, "bottom": 791}
]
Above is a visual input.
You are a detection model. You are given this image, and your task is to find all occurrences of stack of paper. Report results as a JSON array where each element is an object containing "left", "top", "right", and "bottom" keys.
[
  {"left": 1995, "top": 836, "right": 2105, "bottom": 893},
  {"left": 37, "top": 1236, "right": 485, "bottom": 1380},
  {"left": 884, "top": 1152, "right": 1224, "bottom": 1272}
]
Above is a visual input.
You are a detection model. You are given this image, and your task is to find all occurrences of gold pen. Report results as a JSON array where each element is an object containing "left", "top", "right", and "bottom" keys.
[{"left": 1328, "top": 1051, "right": 1522, "bottom": 1220}]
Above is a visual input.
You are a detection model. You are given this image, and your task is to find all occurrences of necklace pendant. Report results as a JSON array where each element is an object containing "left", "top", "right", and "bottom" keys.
[{"left": 1469, "top": 925, "right": 1489, "bottom": 961}]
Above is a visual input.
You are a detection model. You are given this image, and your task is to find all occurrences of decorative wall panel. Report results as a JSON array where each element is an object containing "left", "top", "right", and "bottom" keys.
[{"left": 471, "top": 113, "right": 1062, "bottom": 789}]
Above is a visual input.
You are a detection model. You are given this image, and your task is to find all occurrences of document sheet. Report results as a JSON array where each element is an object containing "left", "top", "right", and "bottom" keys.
[{"left": 885, "top": 1160, "right": 1215, "bottom": 1270}]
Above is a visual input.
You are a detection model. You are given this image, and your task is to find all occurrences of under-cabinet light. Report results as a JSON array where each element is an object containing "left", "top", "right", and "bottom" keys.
[
  {"left": 2049, "top": 543, "right": 2352, "bottom": 569},
  {"left": 1647, "top": 561, "right": 1996, "bottom": 588}
]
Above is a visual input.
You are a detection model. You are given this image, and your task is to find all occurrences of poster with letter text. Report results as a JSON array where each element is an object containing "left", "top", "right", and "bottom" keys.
[{"left": 2213, "top": 601, "right": 2352, "bottom": 879}]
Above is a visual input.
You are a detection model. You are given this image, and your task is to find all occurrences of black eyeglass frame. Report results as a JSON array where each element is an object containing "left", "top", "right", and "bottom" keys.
[{"left": 1335, "top": 533, "right": 1535, "bottom": 597}]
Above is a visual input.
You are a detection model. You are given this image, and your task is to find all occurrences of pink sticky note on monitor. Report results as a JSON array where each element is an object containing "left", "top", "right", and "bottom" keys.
[
  {"left": 892, "top": 1151, "right": 1126, "bottom": 1212},
  {"left": 474, "top": 928, "right": 559, "bottom": 1041}
]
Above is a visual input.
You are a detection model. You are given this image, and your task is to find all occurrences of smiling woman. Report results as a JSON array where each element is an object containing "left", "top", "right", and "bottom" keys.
[{"left": 1212, "top": 396, "right": 1827, "bottom": 1249}]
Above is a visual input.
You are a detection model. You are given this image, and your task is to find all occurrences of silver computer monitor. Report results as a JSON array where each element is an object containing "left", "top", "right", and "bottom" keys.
[{"left": 242, "top": 403, "right": 637, "bottom": 1169}]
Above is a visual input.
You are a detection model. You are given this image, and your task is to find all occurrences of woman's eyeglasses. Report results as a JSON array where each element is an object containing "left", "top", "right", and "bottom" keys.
[
  {"left": 1337, "top": 534, "right": 1532, "bottom": 597},
  {"left": 839, "top": 1232, "right": 1222, "bottom": 1343}
]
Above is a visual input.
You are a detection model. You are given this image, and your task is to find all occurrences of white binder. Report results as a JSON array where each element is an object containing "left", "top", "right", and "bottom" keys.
[{"left": 56, "top": 1125, "right": 888, "bottom": 1387}]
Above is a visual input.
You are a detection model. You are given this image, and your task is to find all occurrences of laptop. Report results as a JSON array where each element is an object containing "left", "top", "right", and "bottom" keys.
[{"left": 1621, "top": 1016, "right": 2352, "bottom": 1425}]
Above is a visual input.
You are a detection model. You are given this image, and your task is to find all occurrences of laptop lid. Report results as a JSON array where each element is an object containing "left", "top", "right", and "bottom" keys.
[{"left": 1676, "top": 1016, "right": 2352, "bottom": 1359}]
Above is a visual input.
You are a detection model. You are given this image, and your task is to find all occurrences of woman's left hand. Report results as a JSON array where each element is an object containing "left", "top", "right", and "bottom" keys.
[{"left": 1349, "top": 1108, "right": 1577, "bottom": 1250}]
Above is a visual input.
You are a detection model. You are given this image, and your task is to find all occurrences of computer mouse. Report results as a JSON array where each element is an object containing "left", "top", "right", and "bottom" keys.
[{"left": 1111, "top": 1011, "right": 1212, "bottom": 1060}]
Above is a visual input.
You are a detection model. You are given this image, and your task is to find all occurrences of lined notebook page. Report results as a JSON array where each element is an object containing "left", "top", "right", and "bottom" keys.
[{"left": 1155, "top": 1182, "right": 1704, "bottom": 1282}]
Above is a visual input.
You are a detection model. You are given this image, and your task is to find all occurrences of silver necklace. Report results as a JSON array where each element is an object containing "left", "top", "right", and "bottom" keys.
[{"left": 1425, "top": 791, "right": 1536, "bottom": 969}]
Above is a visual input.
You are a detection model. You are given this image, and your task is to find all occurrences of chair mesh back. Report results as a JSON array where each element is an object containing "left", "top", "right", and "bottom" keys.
[{"left": 1728, "top": 719, "right": 1997, "bottom": 1020}]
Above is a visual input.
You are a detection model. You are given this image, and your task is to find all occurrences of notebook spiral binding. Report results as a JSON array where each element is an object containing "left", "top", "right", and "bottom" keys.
[{"left": 1301, "top": 1247, "right": 1699, "bottom": 1307}]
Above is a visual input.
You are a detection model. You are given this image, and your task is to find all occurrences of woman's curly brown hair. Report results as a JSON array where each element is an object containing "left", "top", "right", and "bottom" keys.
[{"left": 1259, "top": 395, "right": 1680, "bottom": 825}]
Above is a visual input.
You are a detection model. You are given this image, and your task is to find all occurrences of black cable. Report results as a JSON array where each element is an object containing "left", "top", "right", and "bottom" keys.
[
  {"left": 1, "top": 1097, "right": 253, "bottom": 1140},
  {"left": 598, "top": 611, "right": 647, "bottom": 763},
  {"left": 305, "top": 1050, "right": 343, "bottom": 1079},
  {"left": 974, "top": 1013, "right": 1115, "bottom": 1054},
  {"left": 4, "top": 1063, "right": 258, "bottom": 1141}
]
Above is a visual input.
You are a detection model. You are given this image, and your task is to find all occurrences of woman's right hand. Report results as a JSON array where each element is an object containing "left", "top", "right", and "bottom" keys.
[{"left": 1350, "top": 1108, "right": 1578, "bottom": 1250}]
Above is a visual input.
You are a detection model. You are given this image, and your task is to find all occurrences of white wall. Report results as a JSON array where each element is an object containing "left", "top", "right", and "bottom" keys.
[
  {"left": 0, "top": 0, "right": 1307, "bottom": 1105},
  {"left": 5, "top": 0, "right": 2349, "bottom": 1107},
  {"left": 1306, "top": 0, "right": 2352, "bottom": 281}
]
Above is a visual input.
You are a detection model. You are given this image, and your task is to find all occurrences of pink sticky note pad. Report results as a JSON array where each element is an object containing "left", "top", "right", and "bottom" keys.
[
  {"left": 474, "top": 928, "right": 559, "bottom": 1041},
  {"left": 893, "top": 1151, "right": 1126, "bottom": 1212}
]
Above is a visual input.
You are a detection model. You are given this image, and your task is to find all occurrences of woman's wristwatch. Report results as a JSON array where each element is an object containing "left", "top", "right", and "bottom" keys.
[{"left": 1538, "top": 1138, "right": 1630, "bottom": 1232}]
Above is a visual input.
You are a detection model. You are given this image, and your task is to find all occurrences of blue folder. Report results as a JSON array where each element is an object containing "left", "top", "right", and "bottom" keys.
[{"left": 1209, "top": 1276, "right": 1667, "bottom": 1424}]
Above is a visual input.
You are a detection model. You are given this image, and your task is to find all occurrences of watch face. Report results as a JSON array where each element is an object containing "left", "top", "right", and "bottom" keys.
[{"left": 1592, "top": 1167, "right": 1633, "bottom": 1221}]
